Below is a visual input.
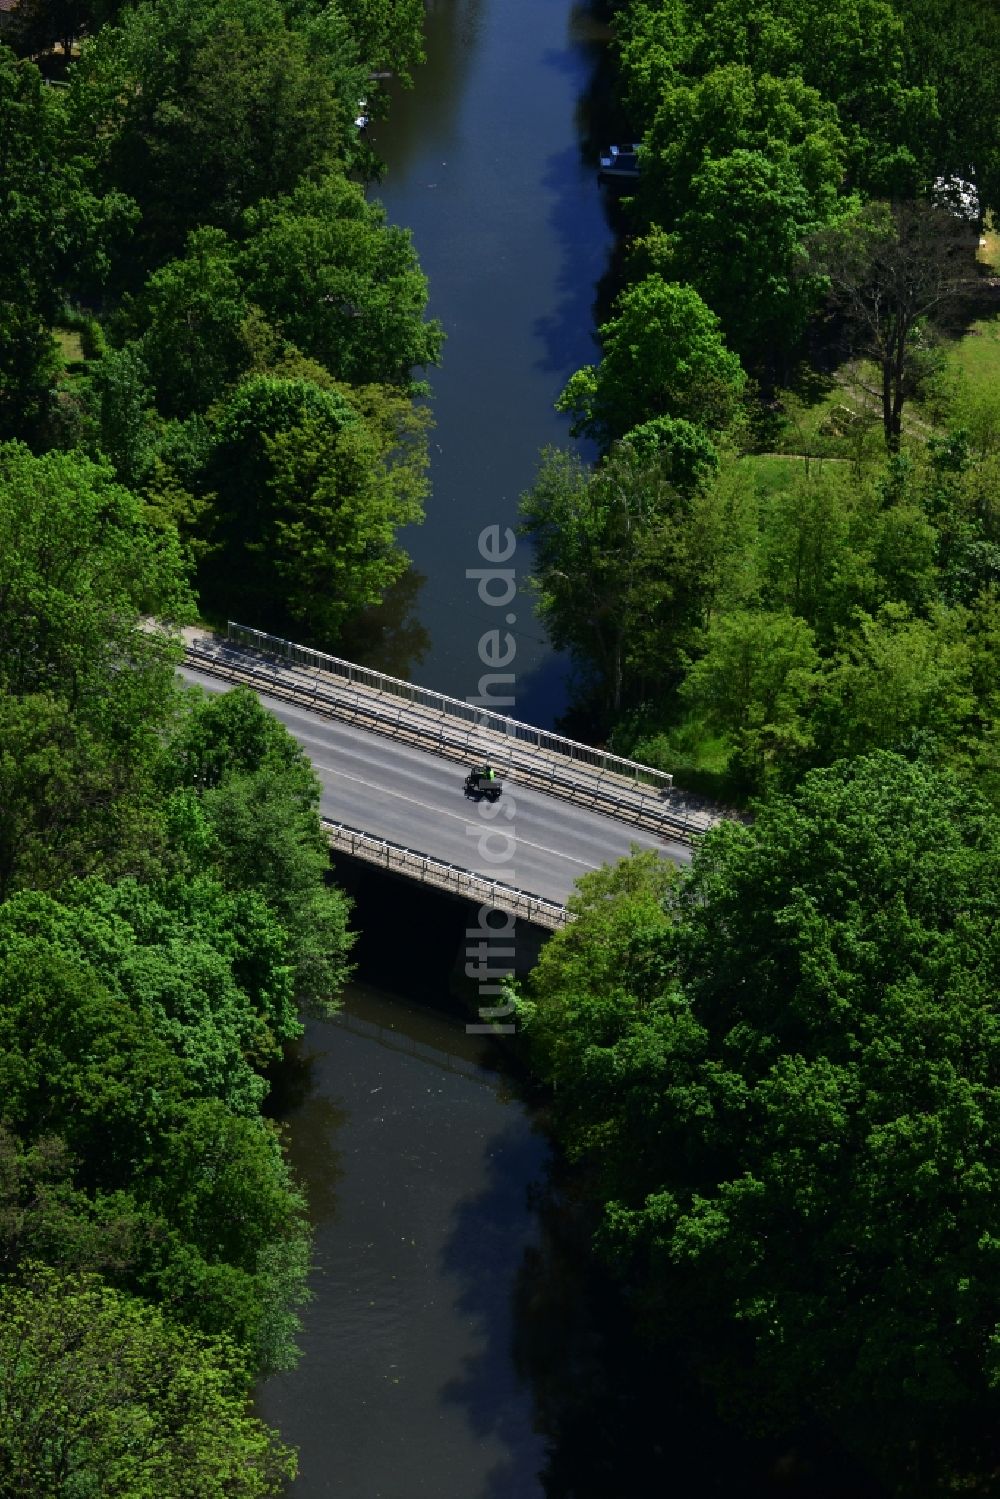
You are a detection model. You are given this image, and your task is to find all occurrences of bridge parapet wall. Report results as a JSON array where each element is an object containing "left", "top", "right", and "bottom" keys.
[{"left": 228, "top": 624, "right": 669, "bottom": 784}]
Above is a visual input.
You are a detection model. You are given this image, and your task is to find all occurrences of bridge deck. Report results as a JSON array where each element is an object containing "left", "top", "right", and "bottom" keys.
[{"left": 181, "top": 665, "right": 693, "bottom": 911}]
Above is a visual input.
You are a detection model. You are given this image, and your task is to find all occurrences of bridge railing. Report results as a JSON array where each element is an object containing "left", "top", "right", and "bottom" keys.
[
  {"left": 322, "top": 818, "right": 571, "bottom": 930},
  {"left": 228, "top": 621, "right": 671, "bottom": 790}
]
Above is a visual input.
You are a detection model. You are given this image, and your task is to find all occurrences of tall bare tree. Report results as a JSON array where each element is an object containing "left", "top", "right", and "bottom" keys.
[{"left": 807, "top": 200, "right": 974, "bottom": 452}]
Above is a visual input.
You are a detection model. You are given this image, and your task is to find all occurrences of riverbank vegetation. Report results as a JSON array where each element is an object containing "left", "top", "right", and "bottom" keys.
[
  {"left": 518, "top": 755, "right": 1000, "bottom": 1492},
  {"left": 524, "top": 0, "right": 1000, "bottom": 807},
  {"left": 516, "top": 1, "right": 1000, "bottom": 1490},
  {"left": 0, "top": 0, "right": 429, "bottom": 1488},
  {"left": 0, "top": 439, "right": 355, "bottom": 1493},
  {"left": 0, "top": 0, "right": 440, "bottom": 646}
]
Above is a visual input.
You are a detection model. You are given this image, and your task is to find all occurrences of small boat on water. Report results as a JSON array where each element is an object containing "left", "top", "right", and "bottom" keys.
[{"left": 598, "top": 144, "right": 641, "bottom": 181}]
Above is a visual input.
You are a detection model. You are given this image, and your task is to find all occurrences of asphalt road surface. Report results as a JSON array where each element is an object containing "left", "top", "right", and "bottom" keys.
[{"left": 181, "top": 667, "right": 692, "bottom": 906}]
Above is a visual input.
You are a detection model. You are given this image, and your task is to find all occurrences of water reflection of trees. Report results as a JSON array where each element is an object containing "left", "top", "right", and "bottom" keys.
[
  {"left": 338, "top": 564, "right": 431, "bottom": 679},
  {"left": 439, "top": 1122, "right": 889, "bottom": 1498},
  {"left": 368, "top": 0, "right": 487, "bottom": 182},
  {"left": 264, "top": 1033, "right": 347, "bottom": 1228},
  {"left": 515, "top": 1172, "right": 890, "bottom": 1499}
]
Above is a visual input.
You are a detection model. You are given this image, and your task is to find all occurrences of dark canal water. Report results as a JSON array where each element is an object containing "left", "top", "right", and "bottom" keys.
[
  {"left": 359, "top": 0, "right": 620, "bottom": 728},
  {"left": 255, "top": 10, "right": 636, "bottom": 1489},
  {"left": 258, "top": 982, "right": 551, "bottom": 1497}
]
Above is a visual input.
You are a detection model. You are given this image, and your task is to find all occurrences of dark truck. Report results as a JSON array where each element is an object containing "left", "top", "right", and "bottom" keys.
[{"left": 464, "top": 765, "right": 503, "bottom": 803}]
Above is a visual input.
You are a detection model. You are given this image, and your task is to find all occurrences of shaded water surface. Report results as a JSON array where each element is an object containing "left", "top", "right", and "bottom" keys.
[
  {"left": 259, "top": 972, "right": 886, "bottom": 1499},
  {"left": 258, "top": 983, "right": 551, "bottom": 1497},
  {"left": 362, "top": 0, "right": 619, "bottom": 724}
]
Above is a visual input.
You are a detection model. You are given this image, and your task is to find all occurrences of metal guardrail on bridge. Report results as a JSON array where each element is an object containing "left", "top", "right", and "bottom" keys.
[
  {"left": 181, "top": 626, "right": 719, "bottom": 843},
  {"left": 228, "top": 622, "right": 671, "bottom": 788},
  {"left": 323, "top": 818, "right": 571, "bottom": 930}
]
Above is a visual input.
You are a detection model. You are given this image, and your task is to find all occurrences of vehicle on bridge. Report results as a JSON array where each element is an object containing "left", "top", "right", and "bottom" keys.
[{"left": 464, "top": 765, "right": 503, "bottom": 803}]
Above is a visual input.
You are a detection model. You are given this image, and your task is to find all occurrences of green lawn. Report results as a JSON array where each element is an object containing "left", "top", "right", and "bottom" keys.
[
  {"left": 977, "top": 221, "right": 1000, "bottom": 273},
  {"left": 945, "top": 315, "right": 1000, "bottom": 391},
  {"left": 925, "top": 215, "right": 1000, "bottom": 420},
  {"left": 52, "top": 327, "right": 85, "bottom": 366}
]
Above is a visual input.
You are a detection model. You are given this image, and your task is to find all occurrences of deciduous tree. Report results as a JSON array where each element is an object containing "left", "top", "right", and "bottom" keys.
[
  {"left": 806, "top": 200, "right": 972, "bottom": 451},
  {"left": 520, "top": 755, "right": 1000, "bottom": 1491},
  {"left": 0, "top": 1267, "right": 295, "bottom": 1496},
  {"left": 241, "top": 175, "right": 443, "bottom": 389},
  {"left": 556, "top": 276, "right": 745, "bottom": 448},
  {"left": 521, "top": 445, "right": 709, "bottom": 720},
  {"left": 200, "top": 375, "right": 428, "bottom": 642}
]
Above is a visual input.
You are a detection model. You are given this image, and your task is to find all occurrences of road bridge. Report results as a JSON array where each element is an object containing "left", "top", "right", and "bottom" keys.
[{"left": 180, "top": 625, "right": 722, "bottom": 922}]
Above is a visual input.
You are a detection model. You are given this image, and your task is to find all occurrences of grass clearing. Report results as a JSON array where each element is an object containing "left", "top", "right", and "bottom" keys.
[
  {"left": 626, "top": 714, "right": 740, "bottom": 801},
  {"left": 945, "top": 315, "right": 1000, "bottom": 392},
  {"left": 977, "top": 223, "right": 1000, "bottom": 273},
  {"left": 53, "top": 327, "right": 85, "bottom": 366}
]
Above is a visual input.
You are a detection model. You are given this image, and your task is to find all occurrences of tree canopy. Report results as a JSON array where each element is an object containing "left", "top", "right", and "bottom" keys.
[
  {"left": 241, "top": 175, "right": 443, "bottom": 389},
  {"left": 0, "top": 1267, "right": 296, "bottom": 1496},
  {"left": 0, "top": 47, "right": 132, "bottom": 438},
  {"left": 68, "top": 0, "right": 367, "bottom": 275},
  {"left": 520, "top": 755, "right": 1000, "bottom": 1491},
  {"left": 557, "top": 276, "right": 746, "bottom": 449},
  {"left": 0, "top": 438, "right": 355, "bottom": 1484}
]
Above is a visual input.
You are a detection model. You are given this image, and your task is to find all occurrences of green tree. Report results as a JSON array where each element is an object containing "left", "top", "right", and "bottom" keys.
[
  {"left": 514, "top": 849, "right": 679, "bottom": 1122},
  {"left": 893, "top": 0, "right": 1000, "bottom": 215},
  {"left": 70, "top": 0, "right": 366, "bottom": 272},
  {"left": 681, "top": 608, "right": 820, "bottom": 786},
  {"left": 642, "top": 65, "right": 846, "bottom": 225},
  {"left": 520, "top": 755, "right": 1000, "bottom": 1491},
  {"left": 333, "top": 0, "right": 426, "bottom": 81},
  {"left": 687, "top": 0, "right": 936, "bottom": 194},
  {"left": 0, "top": 46, "right": 133, "bottom": 438},
  {"left": 120, "top": 227, "right": 258, "bottom": 418},
  {"left": 163, "top": 686, "right": 355, "bottom": 1008},
  {"left": 0, "top": 1267, "right": 295, "bottom": 1496},
  {"left": 0, "top": 443, "right": 191, "bottom": 895},
  {"left": 670, "top": 151, "right": 830, "bottom": 364},
  {"left": 557, "top": 276, "right": 746, "bottom": 448},
  {"left": 617, "top": 0, "right": 695, "bottom": 121},
  {"left": 521, "top": 445, "right": 709, "bottom": 719},
  {"left": 200, "top": 375, "right": 428, "bottom": 640},
  {"left": 241, "top": 175, "right": 443, "bottom": 388},
  {"left": 0, "top": 929, "right": 312, "bottom": 1363},
  {"left": 0, "top": 878, "right": 300, "bottom": 1116},
  {"left": 0, "top": 441, "right": 190, "bottom": 713},
  {"left": 806, "top": 200, "right": 972, "bottom": 452},
  {"left": 635, "top": 66, "right": 846, "bottom": 364},
  {"left": 815, "top": 603, "right": 974, "bottom": 761},
  {"left": 755, "top": 463, "right": 885, "bottom": 636},
  {"left": 0, "top": 692, "right": 163, "bottom": 904},
  {"left": 85, "top": 343, "right": 158, "bottom": 487}
]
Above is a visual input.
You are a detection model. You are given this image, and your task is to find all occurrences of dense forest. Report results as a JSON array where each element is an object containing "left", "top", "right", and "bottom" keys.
[
  {"left": 0, "top": 0, "right": 440, "bottom": 643},
  {"left": 514, "top": 0, "right": 1000, "bottom": 1492},
  {"left": 0, "top": 0, "right": 432, "bottom": 1489}
]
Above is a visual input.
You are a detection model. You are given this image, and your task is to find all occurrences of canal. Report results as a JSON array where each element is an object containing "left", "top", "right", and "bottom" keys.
[
  {"left": 258, "top": 880, "right": 883, "bottom": 1498},
  {"left": 258, "top": 980, "right": 551, "bottom": 1497},
  {"left": 255, "top": 9, "right": 639, "bottom": 1489},
  {"left": 360, "top": 0, "right": 620, "bottom": 728}
]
